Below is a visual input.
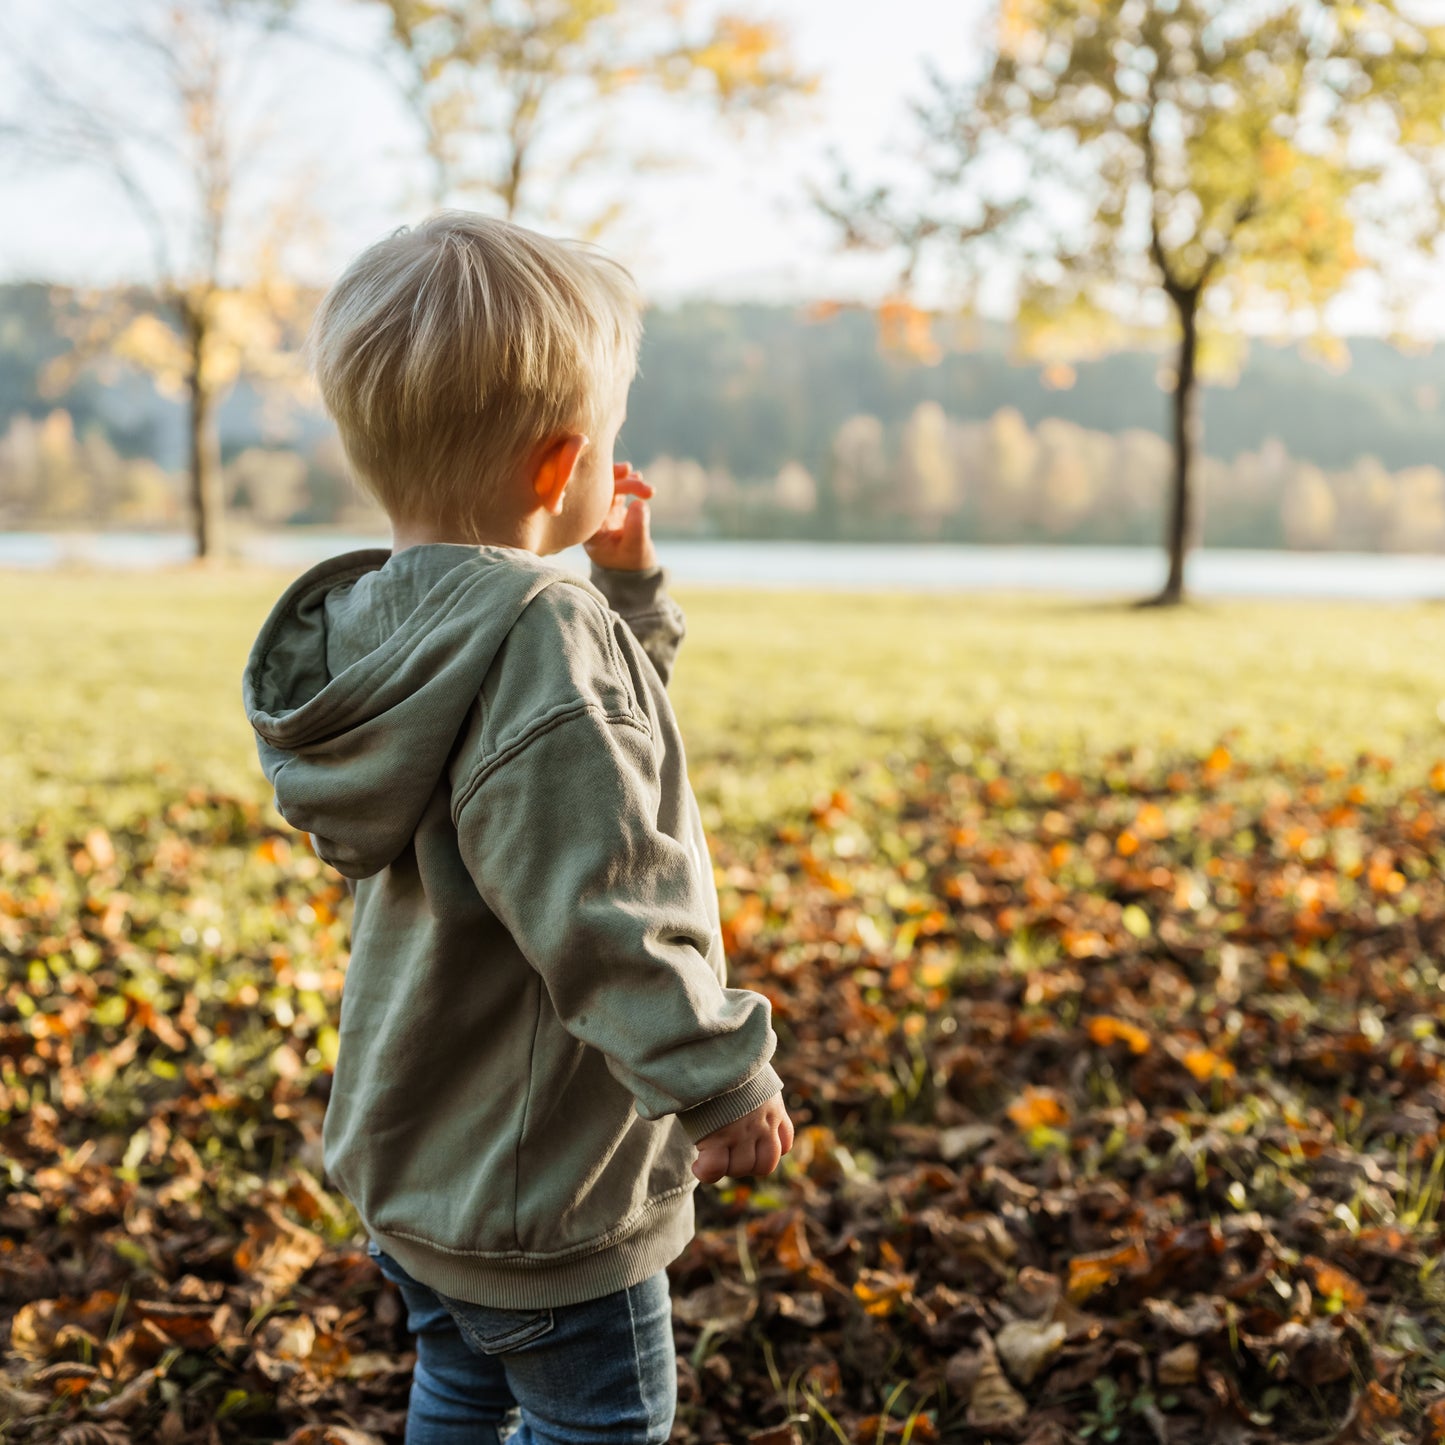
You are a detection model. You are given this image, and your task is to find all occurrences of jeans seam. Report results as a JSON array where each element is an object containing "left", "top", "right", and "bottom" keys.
[{"left": 625, "top": 1280, "right": 650, "bottom": 1441}]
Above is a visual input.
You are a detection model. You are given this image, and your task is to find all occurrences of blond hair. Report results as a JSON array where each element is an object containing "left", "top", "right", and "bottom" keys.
[{"left": 309, "top": 212, "right": 643, "bottom": 533}]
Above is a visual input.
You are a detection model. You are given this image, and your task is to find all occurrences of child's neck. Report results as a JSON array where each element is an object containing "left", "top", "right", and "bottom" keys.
[{"left": 391, "top": 513, "right": 549, "bottom": 557}]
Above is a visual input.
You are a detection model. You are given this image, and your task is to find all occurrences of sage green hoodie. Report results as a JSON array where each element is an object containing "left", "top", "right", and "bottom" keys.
[{"left": 242, "top": 543, "right": 781, "bottom": 1309}]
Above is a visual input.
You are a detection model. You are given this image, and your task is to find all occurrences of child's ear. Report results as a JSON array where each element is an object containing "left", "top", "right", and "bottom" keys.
[{"left": 532, "top": 433, "right": 589, "bottom": 516}]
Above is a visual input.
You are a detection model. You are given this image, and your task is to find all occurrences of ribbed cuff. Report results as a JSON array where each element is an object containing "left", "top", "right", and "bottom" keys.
[
  {"left": 589, "top": 563, "right": 669, "bottom": 617},
  {"left": 677, "top": 1064, "right": 784, "bottom": 1144}
]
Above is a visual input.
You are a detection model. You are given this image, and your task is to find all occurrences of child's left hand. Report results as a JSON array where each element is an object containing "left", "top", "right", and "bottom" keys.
[{"left": 585, "top": 464, "right": 658, "bottom": 572}]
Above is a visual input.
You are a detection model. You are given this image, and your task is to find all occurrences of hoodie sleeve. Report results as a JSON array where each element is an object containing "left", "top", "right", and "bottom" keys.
[
  {"left": 450, "top": 584, "right": 780, "bottom": 1142},
  {"left": 588, "top": 563, "right": 686, "bottom": 687}
]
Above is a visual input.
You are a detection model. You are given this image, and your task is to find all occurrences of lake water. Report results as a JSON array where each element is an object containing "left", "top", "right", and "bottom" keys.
[{"left": 3, "top": 531, "right": 1444, "bottom": 600}]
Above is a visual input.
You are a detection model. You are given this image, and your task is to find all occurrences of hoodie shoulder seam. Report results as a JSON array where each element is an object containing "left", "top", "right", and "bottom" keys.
[{"left": 452, "top": 701, "right": 649, "bottom": 820}]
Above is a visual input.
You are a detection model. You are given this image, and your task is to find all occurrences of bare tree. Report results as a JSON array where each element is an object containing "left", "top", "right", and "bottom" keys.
[{"left": 2, "top": 0, "right": 318, "bottom": 560}]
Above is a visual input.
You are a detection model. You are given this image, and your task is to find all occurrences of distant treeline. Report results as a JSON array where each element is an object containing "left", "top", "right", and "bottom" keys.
[
  {"left": 2, "top": 283, "right": 1444, "bottom": 547},
  {"left": 7, "top": 401, "right": 1442, "bottom": 552}
]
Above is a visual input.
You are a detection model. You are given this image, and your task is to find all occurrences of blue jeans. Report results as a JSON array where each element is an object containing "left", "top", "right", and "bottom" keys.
[{"left": 369, "top": 1243, "right": 677, "bottom": 1444}]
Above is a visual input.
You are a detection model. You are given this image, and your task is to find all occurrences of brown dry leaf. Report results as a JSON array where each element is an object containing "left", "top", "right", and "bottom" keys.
[
  {"left": 672, "top": 1278, "right": 757, "bottom": 1333},
  {"left": 32, "top": 1360, "right": 101, "bottom": 1397},
  {"left": 307, "top": 1331, "right": 353, "bottom": 1383},
  {"left": 1277, "top": 1320, "right": 1354, "bottom": 1387},
  {"left": 772, "top": 1291, "right": 827, "bottom": 1327},
  {"left": 233, "top": 1207, "right": 324, "bottom": 1305},
  {"left": 803, "top": 1359, "right": 842, "bottom": 1399},
  {"left": 1157, "top": 1341, "right": 1199, "bottom": 1385},
  {"left": 10, "top": 1291, "right": 124, "bottom": 1360},
  {"left": 96, "top": 1319, "right": 172, "bottom": 1382},
  {"left": 255, "top": 1314, "right": 318, "bottom": 1382},
  {"left": 133, "top": 1299, "right": 230, "bottom": 1351},
  {"left": 931, "top": 1210, "right": 1018, "bottom": 1278},
  {"left": 968, "top": 1349, "right": 1029, "bottom": 1429},
  {"left": 945, "top": 1341, "right": 985, "bottom": 1396},
  {"left": 937, "top": 1123, "right": 998, "bottom": 1162},
  {"left": 1006, "top": 1267, "right": 1062, "bottom": 1320},
  {"left": 996, "top": 1318, "right": 1067, "bottom": 1385},
  {"left": 91, "top": 1367, "right": 164, "bottom": 1421},
  {"left": 284, "top": 1167, "right": 342, "bottom": 1226},
  {"left": 344, "top": 1350, "right": 406, "bottom": 1379},
  {"left": 0, "top": 1378, "right": 50, "bottom": 1421},
  {"left": 1142, "top": 1295, "right": 1226, "bottom": 1339},
  {"left": 56, "top": 1425, "right": 133, "bottom": 1445}
]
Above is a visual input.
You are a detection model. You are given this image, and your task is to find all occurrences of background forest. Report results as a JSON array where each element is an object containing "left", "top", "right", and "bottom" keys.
[{"left": 4, "top": 286, "right": 1445, "bottom": 550}]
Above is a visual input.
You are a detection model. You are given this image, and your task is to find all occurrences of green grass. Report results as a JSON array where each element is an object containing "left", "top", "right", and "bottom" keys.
[{"left": 4, "top": 568, "right": 1444, "bottom": 829}]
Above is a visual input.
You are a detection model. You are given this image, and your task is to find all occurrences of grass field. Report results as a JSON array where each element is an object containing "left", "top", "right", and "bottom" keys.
[
  {"left": 5, "top": 569, "right": 1444, "bottom": 828},
  {"left": 6, "top": 568, "right": 1445, "bottom": 1445}
]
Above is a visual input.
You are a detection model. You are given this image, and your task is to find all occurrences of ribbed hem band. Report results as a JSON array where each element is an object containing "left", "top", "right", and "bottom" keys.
[{"left": 369, "top": 1187, "right": 696, "bottom": 1310}]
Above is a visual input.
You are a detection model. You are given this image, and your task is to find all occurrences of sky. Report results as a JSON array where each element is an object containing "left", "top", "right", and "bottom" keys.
[
  {"left": 0, "top": 0, "right": 986, "bottom": 305},
  {"left": 2, "top": 0, "right": 1443, "bottom": 335}
]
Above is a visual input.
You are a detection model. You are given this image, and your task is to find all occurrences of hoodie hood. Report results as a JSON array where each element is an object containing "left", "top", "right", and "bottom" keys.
[{"left": 243, "top": 544, "right": 574, "bottom": 878}]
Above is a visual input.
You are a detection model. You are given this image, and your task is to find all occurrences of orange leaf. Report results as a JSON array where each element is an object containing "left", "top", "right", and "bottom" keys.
[
  {"left": 1304, "top": 1256, "right": 1368, "bottom": 1311},
  {"left": 1007, "top": 1085, "right": 1070, "bottom": 1131},
  {"left": 1067, "top": 1240, "right": 1149, "bottom": 1302},
  {"left": 1181, "top": 1047, "right": 1236, "bottom": 1082},
  {"left": 1205, "top": 746, "right": 1232, "bottom": 775},
  {"left": 1086, "top": 1015, "right": 1151, "bottom": 1055},
  {"left": 772, "top": 1213, "right": 814, "bottom": 1275},
  {"left": 1063, "top": 928, "right": 1108, "bottom": 959},
  {"left": 1135, "top": 802, "right": 1168, "bottom": 839},
  {"left": 852, "top": 1266, "right": 915, "bottom": 1317}
]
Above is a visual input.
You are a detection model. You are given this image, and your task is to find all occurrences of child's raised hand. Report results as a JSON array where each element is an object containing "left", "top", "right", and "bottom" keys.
[
  {"left": 584, "top": 464, "right": 658, "bottom": 572},
  {"left": 692, "top": 1094, "right": 795, "bottom": 1184}
]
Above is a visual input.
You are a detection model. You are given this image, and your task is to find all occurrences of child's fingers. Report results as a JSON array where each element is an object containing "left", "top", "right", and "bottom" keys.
[
  {"left": 622, "top": 497, "right": 649, "bottom": 549},
  {"left": 603, "top": 494, "right": 629, "bottom": 532},
  {"left": 752, "top": 1134, "right": 783, "bottom": 1177},
  {"left": 779, "top": 1114, "right": 795, "bottom": 1155},
  {"left": 612, "top": 475, "right": 653, "bottom": 500},
  {"left": 726, "top": 1138, "right": 759, "bottom": 1178},
  {"left": 692, "top": 1142, "right": 729, "bottom": 1184}
]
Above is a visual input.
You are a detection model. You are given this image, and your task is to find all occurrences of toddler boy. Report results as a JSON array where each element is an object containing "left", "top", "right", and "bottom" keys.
[{"left": 242, "top": 213, "right": 793, "bottom": 1444}]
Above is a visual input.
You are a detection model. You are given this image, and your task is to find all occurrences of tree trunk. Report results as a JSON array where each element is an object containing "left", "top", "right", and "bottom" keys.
[
  {"left": 1146, "top": 290, "right": 1202, "bottom": 607},
  {"left": 184, "top": 303, "right": 224, "bottom": 562}
]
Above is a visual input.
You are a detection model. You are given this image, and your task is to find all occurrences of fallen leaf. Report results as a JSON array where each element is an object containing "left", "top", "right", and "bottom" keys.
[
  {"left": 996, "top": 1318, "right": 1066, "bottom": 1384},
  {"left": 1157, "top": 1341, "right": 1199, "bottom": 1385},
  {"left": 672, "top": 1279, "right": 757, "bottom": 1333},
  {"left": 968, "top": 1349, "right": 1028, "bottom": 1429}
]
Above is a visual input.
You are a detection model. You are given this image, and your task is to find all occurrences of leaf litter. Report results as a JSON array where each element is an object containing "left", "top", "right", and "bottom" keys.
[{"left": 5, "top": 738, "right": 1445, "bottom": 1442}]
